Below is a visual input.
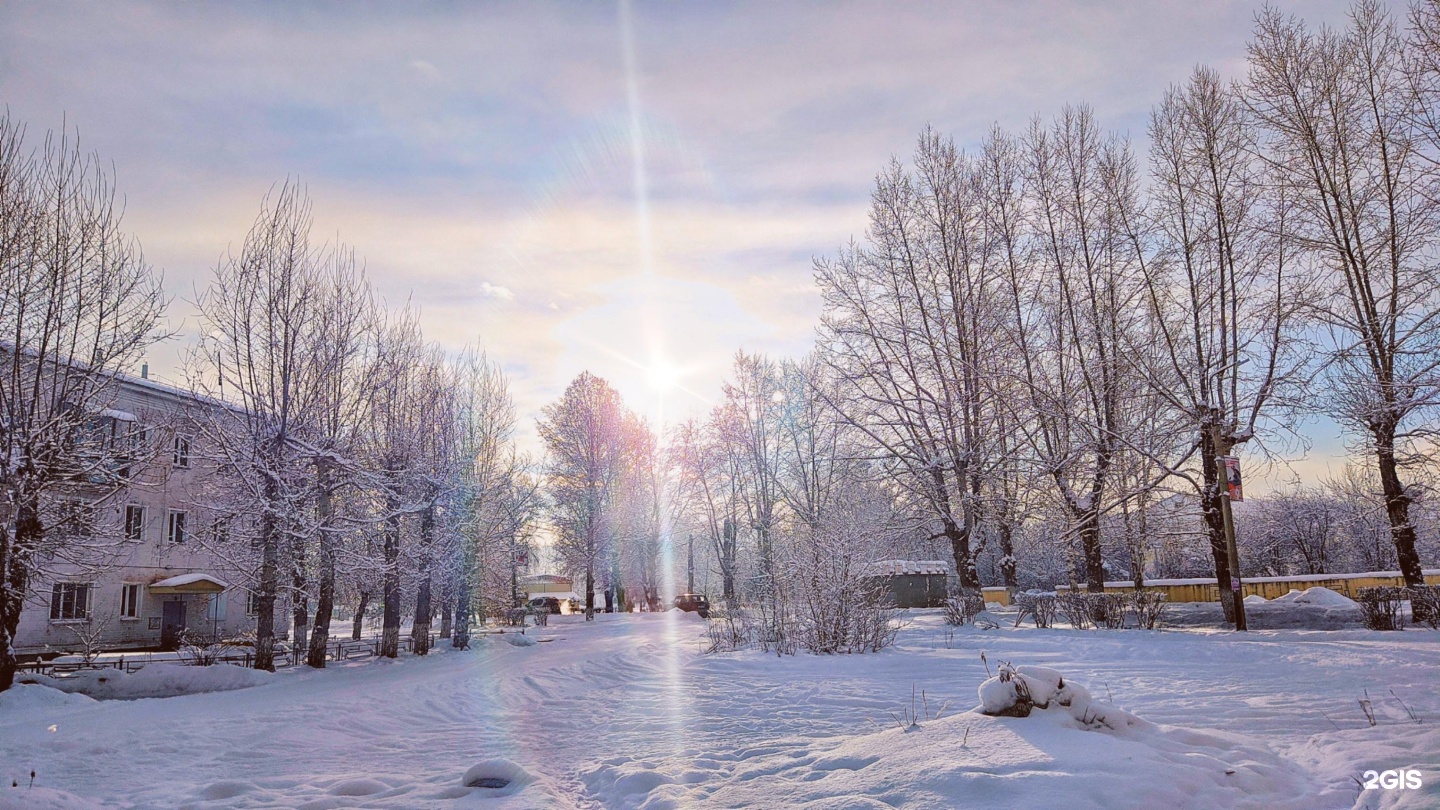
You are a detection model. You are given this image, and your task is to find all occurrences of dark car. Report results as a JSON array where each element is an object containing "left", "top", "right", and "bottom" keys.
[
  {"left": 673, "top": 593, "right": 710, "bottom": 618},
  {"left": 527, "top": 596, "right": 562, "bottom": 614}
]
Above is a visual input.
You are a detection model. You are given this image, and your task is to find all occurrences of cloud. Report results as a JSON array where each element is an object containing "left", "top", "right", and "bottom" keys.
[
  {"left": 0, "top": 0, "right": 1361, "bottom": 478},
  {"left": 479, "top": 281, "right": 516, "bottom": 301}
]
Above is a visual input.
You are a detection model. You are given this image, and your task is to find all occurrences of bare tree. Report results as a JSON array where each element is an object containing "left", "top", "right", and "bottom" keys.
[
  {"left": 539, "top": 372, "right": 630, "bottom": 618},
  {"left": 0, "top": 115, "right": 167, "bottom": 690},
  {"left": 1129, "top": 66, "right": 1310, "bottom": 620},
  {"left": 1248, "top": 1, "right": 1440, "bottom": 593},
  {"left": 814, "top": 130, "right": 1009, "bottom": 590}
]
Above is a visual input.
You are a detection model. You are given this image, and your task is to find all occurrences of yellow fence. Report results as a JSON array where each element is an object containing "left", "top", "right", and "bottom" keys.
[{"left": 1049, "top": 570, "right": 1440, "bottom": 603}]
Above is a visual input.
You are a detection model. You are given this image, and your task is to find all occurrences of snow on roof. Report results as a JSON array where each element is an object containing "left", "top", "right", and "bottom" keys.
[
  {"left": 99, "top": 408, "right": 137, "bottom": 422},
  {"left": 150, "top": 573, "right": 229, "bottom": 590},
  {"left": 863, "top": 560, "right": 950, "bottom": 577}
]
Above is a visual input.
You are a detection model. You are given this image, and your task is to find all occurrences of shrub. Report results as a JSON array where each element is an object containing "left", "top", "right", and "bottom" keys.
[
  {"left": 1014, "top": 592, "right": 1057, "bottom": 628},
  {"left": 1127, "top": 589, "right": 1168, "bottom": 629},
  {"left": 943, "top": 589, "right": 985, "bottom": 626},
  {"left": 1092, "top": 594, "right": 1127, "bottom": 629},
  {"left": 1357, "top": 586, "right": 1406, "bottom": 631},
  {"left": 1057, "top": 592, "right": 1094, "bottom": 629},
  {"left": 1406, "top": 585, "right": 1440, "bottom": 630}
]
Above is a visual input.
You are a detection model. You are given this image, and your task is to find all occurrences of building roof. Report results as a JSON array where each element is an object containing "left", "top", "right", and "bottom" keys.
[
  {"left": 863, "top": 560, "right": 951, "bottom": 576},
  {"left": 149, "top": 573, "right": 229, "bottom": 593}
]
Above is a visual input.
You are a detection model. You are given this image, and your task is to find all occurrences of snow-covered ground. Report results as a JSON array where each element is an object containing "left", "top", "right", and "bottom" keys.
[{"left": 2, "top": 610, "right": 1438, "bottom": 809}]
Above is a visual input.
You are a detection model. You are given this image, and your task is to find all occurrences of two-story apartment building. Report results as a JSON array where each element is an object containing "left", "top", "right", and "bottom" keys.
[{"left": 14, "top": 370, "right": 271, "bottom": 656}]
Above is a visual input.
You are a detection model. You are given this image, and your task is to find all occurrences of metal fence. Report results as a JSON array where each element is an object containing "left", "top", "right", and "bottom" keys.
[{"left": 18, "top": 633, "right": 441, "bottom": 678}]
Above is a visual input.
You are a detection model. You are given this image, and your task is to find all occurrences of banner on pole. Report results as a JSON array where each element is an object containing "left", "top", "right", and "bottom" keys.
[{"left": 1223, "top": 456, "right": 1243, "bottom": 502}]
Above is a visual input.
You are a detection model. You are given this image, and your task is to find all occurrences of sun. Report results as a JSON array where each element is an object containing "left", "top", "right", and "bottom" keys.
[{"left": 644, "top": 355, "right": 682, "bottom": 392}]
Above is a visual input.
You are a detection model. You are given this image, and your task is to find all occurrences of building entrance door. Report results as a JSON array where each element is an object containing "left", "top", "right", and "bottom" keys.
[{"left": 161, "top": 600, "right": 186, "bottom": 650}]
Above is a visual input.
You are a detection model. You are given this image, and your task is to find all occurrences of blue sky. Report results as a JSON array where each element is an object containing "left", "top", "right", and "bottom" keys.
[{"left": 0, "top": 0, "right": 1361, "bottom": 487}]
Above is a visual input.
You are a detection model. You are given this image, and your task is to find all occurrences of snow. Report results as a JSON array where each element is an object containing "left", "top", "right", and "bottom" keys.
[
  {"left": 2, "top": 611, "right": 1439, "bottom": 808},
  {"left": 17, "top": 663, "right": 270, "bottom": 700},
  {"left": 1271, "top": 586, "right": 1359, "bottom": 609},
  {"left": 149, "top": 572, "right": 229, "bottom": 589},
  {"left": 861, "top": 559, "right": 949, "bottom": 576}
]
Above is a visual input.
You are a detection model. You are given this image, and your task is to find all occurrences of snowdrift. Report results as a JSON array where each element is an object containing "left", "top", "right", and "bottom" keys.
[
  {"left": 579, "top": 664, "right": 1318, "bottom": 810},
  {"left": 17, "top": 663, "right": 270, "bottom": 700}
]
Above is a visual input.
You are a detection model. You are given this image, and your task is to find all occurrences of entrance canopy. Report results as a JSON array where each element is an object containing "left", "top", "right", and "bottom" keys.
[{"left": 148, "top": 573, "right": 229, "bottom": 594}]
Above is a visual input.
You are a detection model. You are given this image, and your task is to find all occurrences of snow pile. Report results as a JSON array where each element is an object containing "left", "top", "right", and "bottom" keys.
[
  {"left": 462, "top": 758, "right": 534, "bottom": 796},
  {"left": 1271, "top": 586, "right": 1358, "bottom": 609},
  {"left": 0, "top": 785, "right": 106, "bottom": 810},
  {"left": 978, "top": 664, "right": 1148, "bottom": 732},
  {"left": 0, "top": 683, "right": 95, "bottom": 712},
  {"left": 503, "top": 633, "right": 538, "bottom": 647},
  {"left": 18, "top": 663, "right": 269, "bottom": 700}
]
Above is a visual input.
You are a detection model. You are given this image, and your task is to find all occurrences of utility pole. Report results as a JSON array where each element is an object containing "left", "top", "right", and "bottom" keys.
[
  {"left": 687, "top": 534, "right": 695, "bottom": 594},
  {"left": 1210, "top": 424, "right": 1247, "bottom": 631}
]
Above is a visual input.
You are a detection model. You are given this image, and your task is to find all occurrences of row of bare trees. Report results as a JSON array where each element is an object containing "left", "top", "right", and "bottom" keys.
[
  {"left": 187, "top": 183, "right": 538, "bottom": 669},
  {"left": 804, "top": 0, "right": 1440, "bottom": 618}
]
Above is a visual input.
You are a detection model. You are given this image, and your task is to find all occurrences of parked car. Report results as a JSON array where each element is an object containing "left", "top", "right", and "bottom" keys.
[
  {"left": 527, "top": 596, "right": 562, "bottom": 614},
  {"left": 673, "top": 593, "right": 710, "bottom": 618}
]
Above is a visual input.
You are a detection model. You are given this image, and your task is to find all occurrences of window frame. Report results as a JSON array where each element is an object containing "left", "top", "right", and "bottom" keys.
[
  {"left": 124, "top": 504, "right": 146, "bottom": 543},
  {"left": 172, "top": 434, "right": 191, "bottom": 468},
  {"left": 119, "top": 583, "right": 141, "bottom": 620},
  {"left": 49, "top": 582, "right": 92, "bottom": 622},
  {"left": 167, "top": 510, "right": 187, "bottom": 545}
]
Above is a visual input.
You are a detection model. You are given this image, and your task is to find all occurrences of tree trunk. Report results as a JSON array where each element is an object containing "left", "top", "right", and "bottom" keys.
[
  {"left": 997, "top": 516, "right": 1018, "bottom": 591},
  {"left": 1199, "top": 435, "right": 1236, "bottom": 624},
  {"left": 290, "top": 541, "right": 309, "bottom": 655},
  {"left": 585, "top": 567, "right": 595, "bottom": 619},
  {"left": 412, "top": 503, "right": 435, "bottom": 655},
  {"left": 945, "top": 520, "right": 980, "bottom": 591},
  {"left": 306, "top": 462, "right": 335, "bottom": 668},
  {"left": 451, "top": 574, "right": 470, "bottom": 649},
  {"left": 254, "top": 472, "right": 282, "bottom": 671},
  {"left": 0, "top": 494, "right": 40, "bottom": 692},
  {"left": 1373, "top": 421, "right": 1430, "bottom": 622},
  {"left": 380, "top": 502, "right": 401, "bottom": 658},
  {"left": 352, "top": 591, "right": 370, "bottom": 640},
  {"left": 1078, "top": 503, "right": 1105, "bottom": 594}
]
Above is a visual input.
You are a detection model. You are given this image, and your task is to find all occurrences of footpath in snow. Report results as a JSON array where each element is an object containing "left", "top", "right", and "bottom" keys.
[{"left": 2, "top": 609, "right": 1438, "bottom": 809}]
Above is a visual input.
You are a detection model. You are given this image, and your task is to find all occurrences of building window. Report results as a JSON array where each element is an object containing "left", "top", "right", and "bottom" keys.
[
  {"left": 124, "top": 505, "right": 146, "bottom": 542},
  {"left": 57, "top": 499, "right": 94, "bottom": 536},
  {"left": 167, "top": 510, "right": 187, "bottom": 545},
  {"left": 246, "top": 592, "right": 259, "bottom": 616},
  {"left": 120, "top": 583, "right": 140, "bottom": 619},
  {"left": 206, "top": 592, "right": 227, "bottom": 622},
  {"left": 172, "top": 435, "right": 190, "bottom": 468},
  {"left": 212, "top": 516, "right": 231, "bottom": 545},
  {"left": 49, "top": 583, "right": 91, "bottom": 621}
]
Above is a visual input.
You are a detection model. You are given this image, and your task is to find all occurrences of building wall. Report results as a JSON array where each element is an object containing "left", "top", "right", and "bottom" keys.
[
  {"left": 883, "top": 574, "right": 948, "bottom": 608},
  {"left": 15, "top": 376, "right": 259, "bottom": 655}
]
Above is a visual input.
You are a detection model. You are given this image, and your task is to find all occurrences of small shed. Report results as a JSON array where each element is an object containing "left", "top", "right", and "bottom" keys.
[{"left": 863, "top": 560, "right": 950, "bottom": 608}]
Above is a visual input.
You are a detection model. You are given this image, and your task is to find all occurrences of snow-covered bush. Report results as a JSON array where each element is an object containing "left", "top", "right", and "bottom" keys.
[
  {"left": 1357, "top": 586, "right": 1406, "bottom": 630},
  {"left": 1014, "top": 592, "right": 1056, "bottom": 628},
  {"left": 1056, "top": 593, "right": 1094, "bottom": 629},
  {"left": 179, "top": 632, "right": 228, "bottom": 667},
  {"left": 1408, "top": 586, "right": 1440, "bottom": 629},
  {"left": 1092, "top": 594, "right": 1127, "bottom": 628},
  {"left": 1126, "top": 589, "right": 1167, "bottom": 629},
  {"left": 943, "top": 590, "right": 984, "bottom": 626},
  {"left": 977, "top": 663, "right": 1146, "bottom": 732}
]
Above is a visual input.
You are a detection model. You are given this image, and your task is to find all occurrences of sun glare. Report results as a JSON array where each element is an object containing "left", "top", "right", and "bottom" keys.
[{"left": 645, "top": 355, "right": 682, "bottom": 392}]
